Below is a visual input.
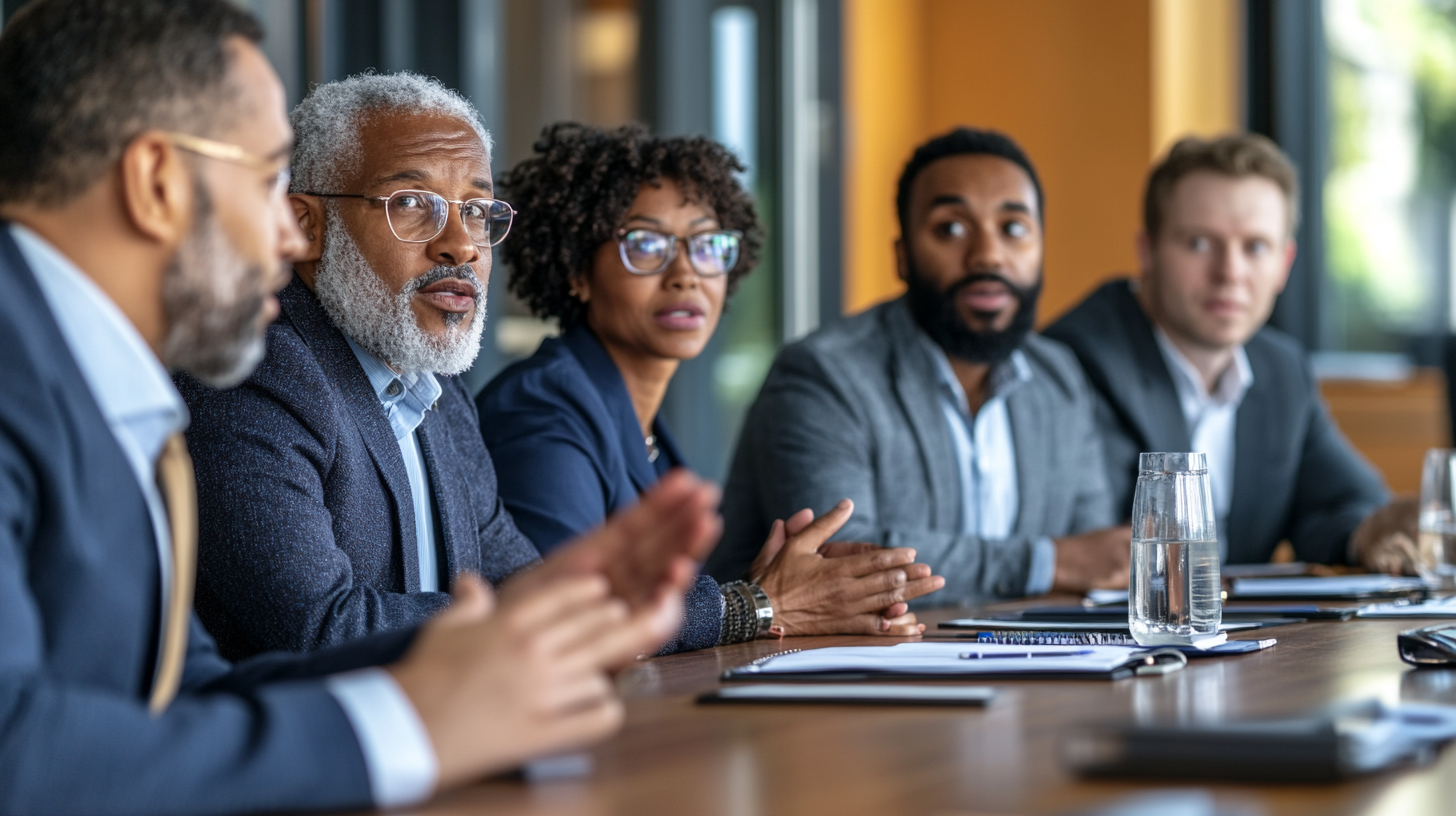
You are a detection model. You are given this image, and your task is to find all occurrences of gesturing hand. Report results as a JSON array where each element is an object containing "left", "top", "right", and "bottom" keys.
[
  {"left": 389, "top": 572, "right": 680, "bottom": 792},
  {"left": 526, "top": 468, "right": 722, "bottom": 612},
  {"left": 749, "top": 499, "right": 945, "bottom": 636}
]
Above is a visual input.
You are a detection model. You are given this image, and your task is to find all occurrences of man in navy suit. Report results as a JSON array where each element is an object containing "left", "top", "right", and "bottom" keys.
[
  {"left": 0, "top": 2, "right": 716, "bottom": 813},
  {"left": 178, "top": 72, "right": 752, "bottom": 657}
]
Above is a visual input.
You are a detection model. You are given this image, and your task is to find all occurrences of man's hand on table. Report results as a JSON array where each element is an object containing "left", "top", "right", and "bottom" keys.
[
  {"left": 748, "top": 500, "right": 946, "bottom": 636},
  {"left": 1351, "top": 497, "right": 1420, "bottom": 576},
  {"left": 1051, "top": 525, "right": 1132, "bottom": 594}
]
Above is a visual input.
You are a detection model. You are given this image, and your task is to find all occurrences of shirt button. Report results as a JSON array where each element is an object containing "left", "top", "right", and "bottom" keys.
[{"left": 385, "top": 381, "right": 403, "bottom": 397}]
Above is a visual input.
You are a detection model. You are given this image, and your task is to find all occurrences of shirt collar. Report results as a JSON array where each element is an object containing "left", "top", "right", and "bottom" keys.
[
  {"left": 344, "top": 335, "right": 442, "bottom": 441},
  {"left": 9, "top": 223, "right": 187, "bottom": 451},
  {"left": 918, "top": 332, "right": 1033, "bottom": 416},
  {"left": 1153, "top": 325, "right": 1253, "bottom": 409}
]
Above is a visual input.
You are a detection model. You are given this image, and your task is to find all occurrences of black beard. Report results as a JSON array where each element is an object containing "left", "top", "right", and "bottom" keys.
[{"left": 904, "top": 258, "right": 1041, "bottom": 366}]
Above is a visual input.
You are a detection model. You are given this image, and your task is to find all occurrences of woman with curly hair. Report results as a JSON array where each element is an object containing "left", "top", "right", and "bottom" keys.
[{"left": 476, "top": 122, "right": 944, "bottom": 648}]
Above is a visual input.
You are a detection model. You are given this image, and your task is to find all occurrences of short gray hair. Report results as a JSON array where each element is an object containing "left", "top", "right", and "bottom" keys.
[{"left": 289, "top": 71, "right": 492, "bottom": 193}]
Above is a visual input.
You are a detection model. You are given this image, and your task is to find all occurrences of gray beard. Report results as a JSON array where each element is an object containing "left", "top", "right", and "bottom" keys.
[
  {"left": 313, "top": 210, "right": 485, "bottom": 376},
  {"left": 161, "top": 187, "right": 269, "bottom": 388}
]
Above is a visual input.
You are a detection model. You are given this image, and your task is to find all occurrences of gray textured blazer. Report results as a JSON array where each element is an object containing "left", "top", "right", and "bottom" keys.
[{"left": 709, "top": 297, "right": 1116, "bottom": 605}]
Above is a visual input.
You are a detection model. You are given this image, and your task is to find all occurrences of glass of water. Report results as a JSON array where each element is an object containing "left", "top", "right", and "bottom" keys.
[
  {"left": 1419, "top": 449, "right": 1456, "bottom": 589},
  {"left": 1129, "top": 452, "right": 1222, "bottom": 646}
]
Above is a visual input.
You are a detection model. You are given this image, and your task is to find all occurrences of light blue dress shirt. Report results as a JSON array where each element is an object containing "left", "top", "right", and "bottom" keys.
[
  {"left": 921, "top": 337, "right": 1057, "bottom": 595},
  {"left": 1153, "top": 327, "right": 1253, "bottom": 562},
  {"left": 9, "top": 223, "right": 438, "bottom": 808},
  {"left": 345, "top": 338, "right": 443, "bottom": 593}
]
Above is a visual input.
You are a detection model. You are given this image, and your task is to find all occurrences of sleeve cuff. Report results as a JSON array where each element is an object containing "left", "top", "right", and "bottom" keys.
[
  {"left": 326, "top": 667, "right": 439, "bottom": 808},
  {"left": 1025, "top": 536, "right": 1057, "bottom": 596}
]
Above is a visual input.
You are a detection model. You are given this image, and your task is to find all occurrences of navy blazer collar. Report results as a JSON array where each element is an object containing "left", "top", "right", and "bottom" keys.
[
  {"left": 561, "top": 325, "right": 685, "bottom": 491},
  {"left": 1097, "top": 282, "right": 1193, "bottom": 453},
  {"left": 277, "top": 275, "right": 428, "bottom": 589}
]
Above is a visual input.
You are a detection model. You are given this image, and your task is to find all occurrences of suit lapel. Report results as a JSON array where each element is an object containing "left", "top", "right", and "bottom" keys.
[
  {"left": 1005, "top": 386, "right": 1041, "bottom": 536},
  {"left": 1227, "top": 351, "right": 1276, "bottom": 563},
  {"left": 415, "top": 419, "right": 457, "bottom": 586},
  {"left": 1111, "top": 286, "right": 1193, "bottom": 453},
  {"left": 886, "top": 302, "right": 961, "bottom": 531},
  {"left": 563, "top": 327, "right": 660, "bottom": 492},
  {"left": 278, "top": 278, "right": 420, "bottom": 591}
]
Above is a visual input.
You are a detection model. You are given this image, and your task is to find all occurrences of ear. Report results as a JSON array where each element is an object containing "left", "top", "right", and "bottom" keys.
[
  {"left": 893, "top": 238, "right": 908, "bottom": 283},
  {"left": 118, "top": 131, "right": 194, "bottom": 249},
  {"left": 288, "top": 193, "right": 327, "bottom": 288},
  {"left": 569, "top": 273, "right": 591, "bottom": 304},
  {"left": 290, "top": 194, "right": 325, "bottom": 263}
]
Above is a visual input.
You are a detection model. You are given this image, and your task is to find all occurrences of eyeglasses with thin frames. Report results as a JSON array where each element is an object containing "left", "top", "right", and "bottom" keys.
[
  {"left": 616, "top": 228, "right": 742, "bottom": 277},
  {"left": 164, "top": 131, "right": 291, "bottom": 202},
  {"left": 300, "top": 189, "right": 515, "bottom": 248}
]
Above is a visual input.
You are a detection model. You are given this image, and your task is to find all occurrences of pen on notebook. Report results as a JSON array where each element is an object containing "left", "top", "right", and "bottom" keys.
[{"left": 959, "top": 650, "right": 1094, "bottom": 659}]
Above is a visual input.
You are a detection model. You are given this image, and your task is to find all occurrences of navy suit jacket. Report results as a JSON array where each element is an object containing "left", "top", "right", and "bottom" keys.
[
  {"left": 478, "top": 326, "right": 722, "bottom": 650},
  {"left": 1044, "top": 279, "right": 1388, "bottom": 564},
  {"left": 178, "top": 277, "right": 540, "bottom": 660},
  {"left": 0, "top": 225, "right": 416, "bottom": 815}
]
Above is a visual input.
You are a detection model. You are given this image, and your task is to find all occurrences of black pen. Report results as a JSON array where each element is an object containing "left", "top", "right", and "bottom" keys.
[{"left": 959, "top": 649, "right": 1094, "bottom": 659}]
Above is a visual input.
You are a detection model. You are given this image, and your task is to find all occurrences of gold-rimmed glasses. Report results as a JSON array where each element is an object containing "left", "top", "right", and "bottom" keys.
[
  {"left": 300, "top": 189, "right": 515, "bottom": 248},
  {"left": 163, "top": 131, "right": 291, "bottom": 201}
]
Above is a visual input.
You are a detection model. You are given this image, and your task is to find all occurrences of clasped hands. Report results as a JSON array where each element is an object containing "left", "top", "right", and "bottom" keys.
[{"left": 748, "top": 499, "right": 944, "bottom": 636}]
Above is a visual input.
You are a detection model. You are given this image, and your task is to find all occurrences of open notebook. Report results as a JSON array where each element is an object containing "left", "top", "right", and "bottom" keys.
[{"left": 722, "top": 642, "right": 1187, "bottom": 682}]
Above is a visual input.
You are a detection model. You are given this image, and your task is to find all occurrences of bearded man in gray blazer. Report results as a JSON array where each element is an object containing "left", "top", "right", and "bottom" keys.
[{"left": 711, "top": 128, "right": 1130, "bottom": 604}]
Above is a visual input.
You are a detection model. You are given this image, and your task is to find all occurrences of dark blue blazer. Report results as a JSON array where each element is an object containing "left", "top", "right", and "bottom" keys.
[
  {"left": 0, "top": 225, "right": 415, "bottom": 815},
  {"left": 178, "top": 277, "right": 540, "bottom": 660},
  {"left": 1044, "top": 279, "right": 1388, "bottom": 564},
  {"left": 478, "top": 326, "right": 723, "bottom": 649}
]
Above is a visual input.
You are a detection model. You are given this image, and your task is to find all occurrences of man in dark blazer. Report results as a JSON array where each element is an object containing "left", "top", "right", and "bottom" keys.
[
  {"left": 179, "top": 72, "right": 725, "bottom": 658},
  {"left": 1044, "top": 134, "right": 1410, "bottom": 568},
  {"left": 0, "top": 3, "right": 713, "bottom": 813}
]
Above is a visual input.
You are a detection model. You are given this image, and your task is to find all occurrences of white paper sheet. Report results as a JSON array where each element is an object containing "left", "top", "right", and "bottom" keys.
[{"left": 733, "top": 642, "right": 1155, "bottom": 676}]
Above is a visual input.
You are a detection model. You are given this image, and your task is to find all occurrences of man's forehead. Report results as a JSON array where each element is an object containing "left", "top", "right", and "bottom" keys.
[
  {"left": 355, "top": 111, "right": 491, "bottom": 188},
  {"left": 914, "top": 154, "right": 1038, "bottom": 212},
  {"left": 221, "top": 38, "right": 292, "bottom": 157},
  {"left": 1166, "top": 172, "right": 1287, "bottom": 232}
]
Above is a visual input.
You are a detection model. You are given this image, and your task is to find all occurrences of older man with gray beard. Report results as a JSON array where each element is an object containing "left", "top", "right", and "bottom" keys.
[{"left": 177, "top": 72, "right": 729, "bottom": 659}]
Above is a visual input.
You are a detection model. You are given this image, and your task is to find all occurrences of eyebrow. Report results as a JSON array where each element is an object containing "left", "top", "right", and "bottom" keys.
[
  {"left": 370, "top": 169, "right": 494, "bottom": 194},
  {"left": 624, "top": 214, "right": 718, "bottom": 228},
  {"left": 927, "top": 194, "right": 1035, "bottom": 217}
]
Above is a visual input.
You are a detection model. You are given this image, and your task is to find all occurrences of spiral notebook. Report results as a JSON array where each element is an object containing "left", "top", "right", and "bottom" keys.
[{"left": 972, "top": 631, "right": 1276, "bottom": 656}]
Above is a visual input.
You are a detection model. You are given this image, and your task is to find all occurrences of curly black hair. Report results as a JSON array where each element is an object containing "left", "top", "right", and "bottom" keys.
[{"left": 498, "top": 121, "right": 763, "bottom": 329}]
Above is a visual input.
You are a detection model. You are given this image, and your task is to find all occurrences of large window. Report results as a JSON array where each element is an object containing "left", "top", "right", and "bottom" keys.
[{"left": 1322, "top": 0, "right": 1456, "bottom": 353}]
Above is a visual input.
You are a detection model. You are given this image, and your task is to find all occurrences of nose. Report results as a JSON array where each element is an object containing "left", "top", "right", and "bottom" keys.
[
  {"left": 1211, "top": 239, "right": 1244, "bottom": 285},
  {"left": 662, "top": 237, "right": 700, "bottom": 291},
  {"left": 965, "top": 220, "right": 1008, "bottom": 272},
  {"left": 427, "top": 203, "right": 482, "bottom": 268}
]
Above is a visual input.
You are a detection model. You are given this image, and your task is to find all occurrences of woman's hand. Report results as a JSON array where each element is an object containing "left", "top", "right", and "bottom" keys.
[{"left": 747, "top": 500, "right": 945, "bottom": 636}]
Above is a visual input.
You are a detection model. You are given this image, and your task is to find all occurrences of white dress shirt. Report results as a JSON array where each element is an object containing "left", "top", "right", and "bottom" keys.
[
  {"left": 345, "top": 337, "right": 443, "bottom": 593},
  {"left": 1153, "top": 327, "right": 1254, "bottom": 561},
  {"left": 922, "top": 337, "right": 1057, "bottom": 595},
  {"left": 10, "top": 223, "right": 438, "bottom": 808}
]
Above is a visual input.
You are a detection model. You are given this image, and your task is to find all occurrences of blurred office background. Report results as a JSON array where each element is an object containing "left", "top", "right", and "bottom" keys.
[{"left": 3, "top": 0, "right": 1453, "bottom": 493}]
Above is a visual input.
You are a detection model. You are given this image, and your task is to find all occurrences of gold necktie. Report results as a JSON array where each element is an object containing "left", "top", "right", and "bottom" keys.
[{"left": 149, "top": 433, "right": 196, "bottom": 714}]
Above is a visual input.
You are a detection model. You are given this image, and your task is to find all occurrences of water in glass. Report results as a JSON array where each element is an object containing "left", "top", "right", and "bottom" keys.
[
  {"left": 1419, "top": 449, "right": 1456, "bottom": 589},
  {"left": 1129, "top": 452, "right": 1222, "bottom": 646}
]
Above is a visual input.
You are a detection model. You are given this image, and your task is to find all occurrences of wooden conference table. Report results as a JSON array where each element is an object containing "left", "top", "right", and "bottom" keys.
[{"left": 386, "top": 600, "right": 1456, "bottom": 816}]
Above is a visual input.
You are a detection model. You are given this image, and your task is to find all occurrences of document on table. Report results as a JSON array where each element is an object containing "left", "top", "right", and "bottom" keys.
[
  {"left": 1358, "top": 596, "right": 1456, "bottom": 618},
  {"left": 722, "top": 642, "right": 1186, "bottom": 682},
  {"left": 1231, "top": 575, "right": 1426, "bottom": 599}
]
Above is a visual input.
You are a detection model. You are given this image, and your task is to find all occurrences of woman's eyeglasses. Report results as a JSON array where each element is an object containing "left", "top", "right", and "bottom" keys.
[
  {"left": 616, "top": 228, "right": 742, "bottom": 277},
  {"left": 302, "top": 189, "right": 515, "bottom": 247}
]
